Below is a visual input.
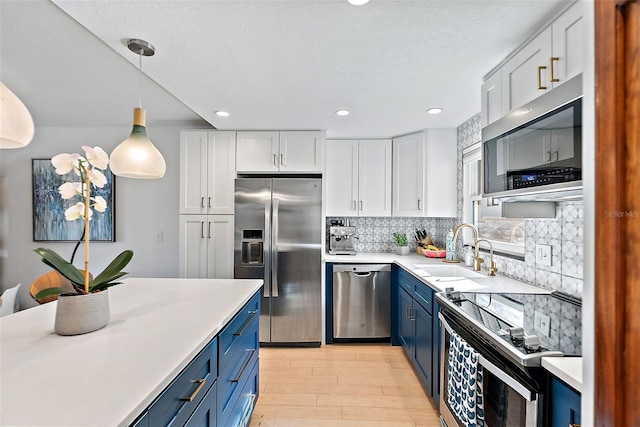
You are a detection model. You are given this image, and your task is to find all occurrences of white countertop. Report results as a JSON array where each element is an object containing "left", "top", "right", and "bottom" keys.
[
  {"left": 542, "top": 356, "right": 583, "bottom": 393},
  {"left": 0, "top": 278, "right": 263, "bottom": 427}
]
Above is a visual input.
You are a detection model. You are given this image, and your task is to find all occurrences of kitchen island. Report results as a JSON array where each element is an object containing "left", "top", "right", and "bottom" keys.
[{"left": 0, "top": 277, "right": 263, "bottom": 427}]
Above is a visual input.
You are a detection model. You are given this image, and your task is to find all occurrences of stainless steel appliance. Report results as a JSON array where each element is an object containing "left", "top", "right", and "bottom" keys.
[
  {"left": 483, "top": 74, "right": 582, "bottom": 201},
  {"left": 329, "top": 226, "right": 357, "bottom": 255},
  {"left": 436, "top": 290, "right": 582, "bottom": 427},
  {"left": 333, "top": 264, "right": 391, "bottom": 339},
  {"left": 234, "top": 178, "right": 322, "bottom": 344}
]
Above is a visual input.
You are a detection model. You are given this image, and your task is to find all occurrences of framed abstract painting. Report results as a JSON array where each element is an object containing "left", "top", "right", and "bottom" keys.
[{"left": 32, "top": 158, "right": 115, "bottom": 242}]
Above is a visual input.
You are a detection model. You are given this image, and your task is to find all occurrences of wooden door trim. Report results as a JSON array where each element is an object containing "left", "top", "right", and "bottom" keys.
[{"left": 595, "top": 0, "right": 639, "bottom": 425}]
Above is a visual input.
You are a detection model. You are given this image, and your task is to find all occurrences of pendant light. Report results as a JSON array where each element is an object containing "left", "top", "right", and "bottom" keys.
[
  {"left": 110, "top": 39, "right": 166, "bottom": 179},
  {"left": 0, "top": 82, "right": 35, "bottom": 149}
]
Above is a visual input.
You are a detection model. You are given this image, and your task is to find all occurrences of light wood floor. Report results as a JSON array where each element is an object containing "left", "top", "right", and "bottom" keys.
[{"left": 249, "top": 343, "right": 441, "bottom": 427}]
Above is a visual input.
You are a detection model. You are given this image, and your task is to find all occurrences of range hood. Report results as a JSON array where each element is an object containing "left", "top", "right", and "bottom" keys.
[{"left": 489, "top": 182, "right": 583, "bottom": 202}]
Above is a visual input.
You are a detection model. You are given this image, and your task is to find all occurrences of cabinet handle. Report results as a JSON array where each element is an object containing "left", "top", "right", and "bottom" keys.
[
  {"left": 569, "top": 424, "right": 581, "bottom": 427},
  {"left": 537, "top": 65, "right": 547, "bottom": 90},
  {"left": 417, "top": 198, "right": 421, "bottom": 210},
  {"left": 406, "top": 305, "right": 411, "bottom": 319},
  {"left": 546, "top": 151, "right": 552, "bottom": 162},
  {"left": 201, "top": 197, "right": 205, "bottom": 208},
  {"left": 352, "top": 200, "right": 356, "bottom": 211},
  {"left": 232, "top": 349, "right": 256, "bottom": 383},
  {"left": 409, "top": 306, "right": 415, "bottom": 321},
  {"left": 280, "top": 153, "right": 285, "bottom": 166},
  {"left": 550, "top": 57, "right": 560, "bottom": 82},
  {"left": 553, "top": 151, "right": 559, "bottom": 161},
  {"left": 208, "top": 221, "right": 212, "bottom": 239},
  {"left": 201, "top": 222, "right": 205, "bottom": 239},
  {"left": 273, "top": 154, "right": 278, "bottom": 166},
  {"left": 179, "top": 379, "right": 206, "bottom": 402},
  {"left": 359, "top": 200, "right": 363, "bottom": 210},
  {"left": 233, "top": 310, "right": 257, "bottom": 337},
  {"left": 208, "top": 197, "right": 212, "bottom": 208}
]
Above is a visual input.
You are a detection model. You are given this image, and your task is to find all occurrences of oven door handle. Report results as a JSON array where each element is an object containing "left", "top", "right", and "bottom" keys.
[{"left": 439, "top": 312, "right": 536, "bottom": 402}]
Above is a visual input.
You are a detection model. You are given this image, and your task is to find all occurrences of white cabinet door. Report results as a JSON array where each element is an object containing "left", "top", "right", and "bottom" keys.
[
  {"left": 236, "top": 131, "right": 279, "bottom": 173},
  {"left": 279, "top": 131, "right": 322, "bottom": 172},
  {"left": 179, "top": 215, "right": 208, "bottom": 278},
  {"left": 179, "top": 131, "right": 209, "bottom": 214},
  {"left": 481, "top": 70, "right": 503, "bottom": 127},
  {"left": 207, "top": 131, "right": 236, "bottom": 214},
  {"left": 358, "top": 139, "right": 392, "bottom": 216},
  {"left": 326, "top": 140, "right": 358, "bottom": 216},
  {"left": 206, "top": 215, "right": 234, "bottom": 279},
  {"left": 501, "top": 26, "right": 552, "bottom": 112},
  {"left": 551, "top": 1, "right": 583, "bottom": 88},
  {"left": 425, "top": 129, "right": 457, "bottom": 218},
  {"left": 392, "top": 132, "right": 425, "bottom": 217},
  {"left": 179, "top": 215, "right": 234, "bottom": 279}
]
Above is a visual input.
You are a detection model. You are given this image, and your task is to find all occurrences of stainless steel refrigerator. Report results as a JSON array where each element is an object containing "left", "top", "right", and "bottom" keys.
[{"left": 234, "top": 178, "right": 322, "bottom": 344}]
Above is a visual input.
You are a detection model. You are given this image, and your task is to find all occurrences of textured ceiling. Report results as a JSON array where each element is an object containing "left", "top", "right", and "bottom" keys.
[{"left": 2, "top": 0, "right": 571, "bottom": 138}]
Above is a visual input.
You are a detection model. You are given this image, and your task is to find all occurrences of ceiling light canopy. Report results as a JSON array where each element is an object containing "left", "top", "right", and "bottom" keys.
[
  {"left": 110, "top": 39, "right": 166, "bottom": 179},
  {"left": 426, "top": 107, "right": 443, "bottom": 115},
  {"left": 348, "top": 0, "right": 370, "bottom": 5},
  {"left": 0, "top": 82, "right": 35, "bottom": 149},
  {"left": 335, "top": 109, "right": 350, "bottom": 116}
]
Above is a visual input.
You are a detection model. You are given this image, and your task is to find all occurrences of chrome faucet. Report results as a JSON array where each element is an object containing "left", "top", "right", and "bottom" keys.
[
  {"left": 476, "top": 239, "right": 499, "bottom": 276},
  {"left": 451, "top": 223, "right": 481, "bottom": 271}
]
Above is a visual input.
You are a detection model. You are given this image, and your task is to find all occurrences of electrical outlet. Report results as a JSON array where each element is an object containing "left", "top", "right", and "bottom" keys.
[
  {"left": 155, "top": 231, "right": 164, "bottom": 243},
  {"left": 535, "top": 244, "right": 552, "bottom": 267},
  {"left": 534, "top": 311, "right": 551, "bottom": 337}
]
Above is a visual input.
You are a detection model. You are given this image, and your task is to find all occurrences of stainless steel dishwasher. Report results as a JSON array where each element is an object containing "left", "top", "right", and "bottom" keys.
[{"left": 333, "top": 264, "right": 391, "bottom": 339}]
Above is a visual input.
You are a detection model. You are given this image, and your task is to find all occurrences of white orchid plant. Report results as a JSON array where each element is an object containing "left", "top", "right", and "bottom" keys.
[{"left": 34, "top": 146, "right": 133, "bottom": 298}]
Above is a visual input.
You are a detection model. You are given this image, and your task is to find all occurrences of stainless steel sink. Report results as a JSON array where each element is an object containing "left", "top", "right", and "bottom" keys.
[{"left": 412, "top": 264, "right": 484, "bottom": 278}]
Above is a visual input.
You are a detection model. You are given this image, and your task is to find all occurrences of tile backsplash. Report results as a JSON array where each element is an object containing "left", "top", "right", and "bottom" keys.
[
  {"left": 457, "top": 114, "right": 584, "bottom": 298},
  {"left": 326, "top": 217, "right": 458, "bottom": 253}
]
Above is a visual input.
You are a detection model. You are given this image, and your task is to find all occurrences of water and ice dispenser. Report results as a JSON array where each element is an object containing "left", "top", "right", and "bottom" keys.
[{"left": 241, "top": 229, "right": 264, "bottom": 265}]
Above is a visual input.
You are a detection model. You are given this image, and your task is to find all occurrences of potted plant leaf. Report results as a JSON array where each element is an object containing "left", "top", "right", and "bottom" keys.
[
  {"left": 33, "top": 146, "right": 133, "bottom": 335},
  {"left": 393, "top": 232, "right": 410, "bottom": 256}
]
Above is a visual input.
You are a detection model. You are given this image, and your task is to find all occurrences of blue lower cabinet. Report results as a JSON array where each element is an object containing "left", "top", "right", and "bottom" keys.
[
  {"left": 185, "top": 382, "right": 217, "bottom": 427},
  {"left": 221, "top": 359, "right": 259, "bottom": 427},
  {"left": 413, "top": 302, "right": 433, "bottom": 396},
  {"left": 398, "top": 288, "right": 414, "bottom": 355},
  {"left": 551, "top": 377, "right": 581, "bottom": 427},
  {"left": 432, "top": 298, "right": 442, "bottom": 405}
]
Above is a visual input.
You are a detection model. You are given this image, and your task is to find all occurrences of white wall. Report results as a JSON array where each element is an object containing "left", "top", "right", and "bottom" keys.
[{"left": 0, "top": 124, "right": 195, "bottom": 310}]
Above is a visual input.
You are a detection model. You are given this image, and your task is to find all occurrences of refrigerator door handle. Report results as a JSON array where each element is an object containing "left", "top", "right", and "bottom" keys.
[
  {"left": 271, "top": 198, "right": 280, "bottom": 298},
  {"left": 264, "top": 198, "right": 272, "bottom": 298}
]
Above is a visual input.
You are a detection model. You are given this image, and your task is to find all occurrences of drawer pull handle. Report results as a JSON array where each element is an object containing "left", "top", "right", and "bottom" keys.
[
  {"left": 232, "top": 349, "right": 256, "bottom": 383},
  {"left": 569, "top": 424, "right": 581, "bottom": 427},
  {"left": 179, "top": 379, "right": 206, "bottom": 402},
  {"left": 233, "top": 310, "right": 257, "bottom": 337}
]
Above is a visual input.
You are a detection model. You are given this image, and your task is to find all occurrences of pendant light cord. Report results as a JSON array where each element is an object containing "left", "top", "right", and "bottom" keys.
[{"left": 138, "top": 53, "right": 142, "bottom": 108}]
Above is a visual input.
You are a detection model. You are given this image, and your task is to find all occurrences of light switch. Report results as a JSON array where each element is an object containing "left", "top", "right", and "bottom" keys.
[
  {"left": 534, "top": 311, "right": 551, "bottom": 337},
  {"left": 155, "top": 231, "right": 164, "bottom": 243},
  {"left": 535, "top": 243, "right": 552, "bottom": 267}
]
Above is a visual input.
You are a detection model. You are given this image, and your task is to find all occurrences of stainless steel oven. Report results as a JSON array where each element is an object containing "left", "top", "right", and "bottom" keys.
[{"left": 436, "top": 291, "right": 582, "bottom": 427}]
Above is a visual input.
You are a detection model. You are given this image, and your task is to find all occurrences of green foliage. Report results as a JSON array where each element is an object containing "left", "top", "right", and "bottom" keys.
[
  {"left": 393, "top": 232, "right": 408, "bottom": 246},
  {"left": 33, "top": 248, "right": 133, "bottom": 298}
]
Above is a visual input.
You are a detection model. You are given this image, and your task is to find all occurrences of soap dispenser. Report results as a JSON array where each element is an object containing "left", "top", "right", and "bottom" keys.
[{"left": 464, "top": 246, "right": 474, "bottom": 267}]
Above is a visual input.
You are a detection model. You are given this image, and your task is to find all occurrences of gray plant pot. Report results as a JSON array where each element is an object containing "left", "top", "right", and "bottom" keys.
[
  {"left": 395, "top": 246, "right": 410, "bottom": 256},
  {"left": 54, "top": 290, "right": 110, "bottom": 336}
]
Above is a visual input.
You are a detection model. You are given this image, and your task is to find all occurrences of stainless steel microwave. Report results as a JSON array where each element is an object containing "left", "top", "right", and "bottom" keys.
[{"left": 482, "top": 74, "right": 582, "bottom": 201}]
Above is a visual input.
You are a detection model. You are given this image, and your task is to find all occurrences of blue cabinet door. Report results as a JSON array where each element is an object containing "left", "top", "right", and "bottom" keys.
[
  {"left": 551, "top": 377, "right": 581, "bottom": 427},
  {"left": 184, "top": 382, "right": 217, "bottom": 427},
  {"left": 413, "top": 302, "right": 433, "bottom": 396},
  {"left": 398, "top": 287, "right": 414, "bottom": 357}
]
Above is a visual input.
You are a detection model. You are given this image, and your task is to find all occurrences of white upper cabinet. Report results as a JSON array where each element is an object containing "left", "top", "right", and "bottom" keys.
[
  {"left": 485, "top": 1, "right": 583, "bottom": 120},
  {"left": 392, "top": 132, "right": 425, "bottom": 217},
  {"left": 180, "top": 130, "right": 236, "bottom": 215},
  {"left": 501, "top": 26, "right": 553, "bottom": 113},
  {"left": 236, "top": 130, "right": 322, "bottom": 173},
  {"left": 325, "top": 139, "right": 391, "bottom": 216},
  {"left": 424, "top": 129, "right": 457, "bottom": 218},
  {"left": 480, "top": 69, "right": 503, "bottom": 127}
]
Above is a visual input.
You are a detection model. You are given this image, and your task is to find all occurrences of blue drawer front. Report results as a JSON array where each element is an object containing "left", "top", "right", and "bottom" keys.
[
  {"left": 220, "top": 358, "right": 259, "bottom": 427},
  {"left": 414, "top": 281, "right": 433, "bottom": 314},
  {"left": 148, "top": 338, "right": 218, "bottom": 427},
  {"left": 184, "top": 381, "right": 217, "bottom": 427},
  {"left": 399, "top": 269, "right": 414, "bottom": 294},
  {"left": 219, "top": 293, "right": 260, "bottom": 372}
]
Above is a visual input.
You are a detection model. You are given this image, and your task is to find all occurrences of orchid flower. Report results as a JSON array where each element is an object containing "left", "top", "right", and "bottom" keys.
[
  {"left": 58, "top": 182, "right": 82, "bottom": 200},
  {"left": 89, "top": 169, "right": 107, "bottom": 188},
  {"left": 82, "top": 146, "right": 109, "bottom": 170},
  {"left": 51, "top": 152, "right": 83, "bottom": 175},
  {"left": 93, "top": 196, "right": 107, "bottom": 213},
  {"left": 65, "top": 202, "right": 92, "bottom": 221}
]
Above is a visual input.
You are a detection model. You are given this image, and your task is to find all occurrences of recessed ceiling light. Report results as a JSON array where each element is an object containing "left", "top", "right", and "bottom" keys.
[
  {"left": 335, "top": 109, "right": 350, "bottom": 116},
  {"left": 214, "top": 110, "right": 230, "bottom": 117},
  {"left": 348, "top": 0, "right": 370, "bottom": 5},
  {"left": 426, "top": 107, "right": 443, "bottom": 115}
]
